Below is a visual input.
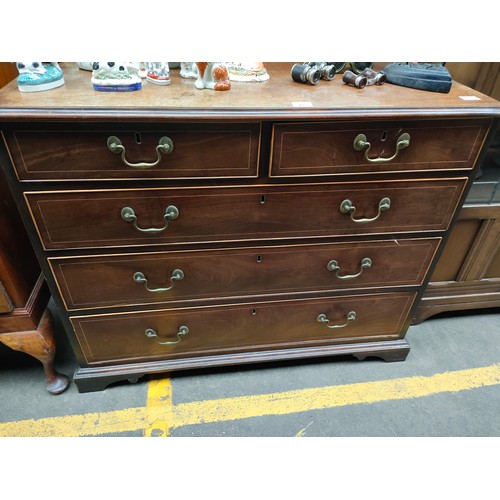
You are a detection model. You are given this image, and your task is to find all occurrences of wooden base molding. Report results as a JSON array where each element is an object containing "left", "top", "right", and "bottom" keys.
[{"left": 73, "top": 339, "right": 410, "bottom": 393}]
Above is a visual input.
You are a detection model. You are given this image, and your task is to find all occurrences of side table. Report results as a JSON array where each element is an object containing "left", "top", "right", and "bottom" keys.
[{"left": 0, "top": 170, "right": 69, "bottom": 394}]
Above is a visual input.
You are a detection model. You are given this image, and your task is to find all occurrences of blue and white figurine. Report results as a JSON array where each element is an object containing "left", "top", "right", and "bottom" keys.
[
  {"left": 91, "top": 62, "right": 142, "bottom": 91},
  {"left": 16, "top": 62, "right": 65, "bottom": 92}
]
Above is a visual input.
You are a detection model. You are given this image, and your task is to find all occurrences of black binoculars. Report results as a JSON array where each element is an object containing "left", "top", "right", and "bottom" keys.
[
  {"left": 291, "top": 62, "right": 377, "bottom": 85},
  {"left": 291, "top": 62, "right": 385, "bottom": 88},
  {"left": 291, "top": 62, "right": 336, "bottom": 85},
  {"left": 330, "top": 62, "right": 374, "bottom": 75}
]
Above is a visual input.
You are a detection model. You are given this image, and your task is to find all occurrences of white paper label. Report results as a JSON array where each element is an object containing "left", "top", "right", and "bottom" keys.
[
  {"left": 459, "top": 96, "right": 481, "bottom": 101},
  {"left": 292, "top": 102, "right": 314, "bottom": 107}
]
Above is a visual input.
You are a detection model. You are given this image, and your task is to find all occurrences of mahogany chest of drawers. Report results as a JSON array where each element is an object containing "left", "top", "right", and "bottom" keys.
[{"left": 1, "top": 63, "right": 499, "bottom": 392}]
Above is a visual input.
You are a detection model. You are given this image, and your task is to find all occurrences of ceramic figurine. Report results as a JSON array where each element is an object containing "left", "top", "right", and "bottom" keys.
[
  {"left": 227, "top": 62, "right": 269, "bottom": 82},
  {"left": 137, "top": 63, "right": 148, "bottom": 79},
  {"left": 146, "top": 62, "right": 171, "bottom": 85},
  {"left": 181, "top": 62, "right": 231, "bottom": 90},
  {"left": 76, "top": 62, "right": 94, "bottom": 71},
  {"left": 16, "top": 62, "right": 65, "bottom": 92},
  {"left": 180, "top": 62, "right": 199, "bottom": 79},
  {"left": 91, "top": 62, "right": 142, "bottom": 91},
  {"left": 191, "top": 62, "right": 231, "bottom": 91},
  {"left": 78, "top": 61, "right": 148, "bottom": 78}
]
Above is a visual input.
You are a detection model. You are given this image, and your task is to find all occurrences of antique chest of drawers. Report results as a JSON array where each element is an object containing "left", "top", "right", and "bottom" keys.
[{"left": 1, "top": 63, "right": 499, "bottom": 392}]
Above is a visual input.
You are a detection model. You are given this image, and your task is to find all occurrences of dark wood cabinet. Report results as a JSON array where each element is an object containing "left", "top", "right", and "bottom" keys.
[
  {"left": 413, "top": 139, "right": 500, "bottom": 322},
  {"left": 411, "top": 64, "right": 500, "bottom": 322},
  {"left": 1, "top": 63, "right": 499, "bottom": 392}
]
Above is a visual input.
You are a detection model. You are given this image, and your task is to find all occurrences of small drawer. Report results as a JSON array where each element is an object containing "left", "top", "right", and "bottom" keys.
[
  {"left": 70, "top": 292, "right": 416, "bottom": 364},
  {"left": 50, "top": 238, "right": 440, "bottom": 310},
  {"left": 26, "top": 179, "right": 466, "bottom": 250},
  {"left": 270, "top": 118, "right": 490, "bottom": 177},
  {"left": 5, "top": 123, "right": 261, "bottom": 180}
]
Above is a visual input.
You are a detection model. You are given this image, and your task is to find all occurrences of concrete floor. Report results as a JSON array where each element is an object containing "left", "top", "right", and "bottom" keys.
[
  {"left": 0, "top": 302, "right": 499, "bottom": 438},
  {"left": 1, "top": 302, "right": 498, "bottom": 498}
]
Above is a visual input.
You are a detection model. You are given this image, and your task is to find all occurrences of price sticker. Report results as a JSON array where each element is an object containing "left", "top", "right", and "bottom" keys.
[{"left": 292, "top": 102, "right": 314, "bottom": 107}]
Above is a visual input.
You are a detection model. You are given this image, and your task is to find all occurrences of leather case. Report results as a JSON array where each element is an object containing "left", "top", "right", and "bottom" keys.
[{"left": 382, "top": 63, "right": 452, "bottom": 93}]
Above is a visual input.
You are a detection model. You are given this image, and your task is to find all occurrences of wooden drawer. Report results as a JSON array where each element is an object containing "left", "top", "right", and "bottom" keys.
[
  {"left": 4, "top": 123, "right": 261, "bottom": 180},
  {"left": 270, "top": 119, "right": 490, "bottom": 177},
  {"left": 51, "top": 239, "right": 439, "bottom": 311},
  {"left": 26, "top": 179, "right": 465, "bottom": 250},
  {"left": 70, "top": 292, "right": 416, "bottom": 364}
]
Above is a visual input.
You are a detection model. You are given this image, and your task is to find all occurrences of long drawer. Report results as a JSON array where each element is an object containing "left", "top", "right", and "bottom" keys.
[
  {"left": 50, "top": 238, "right": 440, "bottom": 310},
  {"left": 4, "top": 123, "right": 261, "bottom": 180},
  {"left": 70, "top": 292, "right": 416, "bottom": 364},
  {"left": 26, "top": 179, "right": 466, "bottom": 250},
  {"left": 270, "top": 118, "right": 490, "bottom": 177}
]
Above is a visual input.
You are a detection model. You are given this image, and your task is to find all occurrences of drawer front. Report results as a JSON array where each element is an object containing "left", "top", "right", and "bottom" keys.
[
  {"left": 270, "top": 119, "right": 490, "bottom": 177},
  {"left": 70, "top": 292, "right": 416, "bottom": 364},
  {"left": 51, "top": 238, "right": 440, "bottom": 310},
  {"left": 27, "top": 179, "right": 466, "bottom": 250},
  {"left": 5, "top": 123, "right": 260, "bottom": 180}
]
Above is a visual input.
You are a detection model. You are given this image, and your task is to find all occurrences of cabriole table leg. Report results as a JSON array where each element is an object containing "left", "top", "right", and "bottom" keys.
[{"left": 0, "top": 308, "right": 70, "bottom": 394}]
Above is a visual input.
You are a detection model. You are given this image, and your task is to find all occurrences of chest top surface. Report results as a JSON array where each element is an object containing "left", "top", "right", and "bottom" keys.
[{"left": 0, "top": 63, "right": 499, "bottom": 122}]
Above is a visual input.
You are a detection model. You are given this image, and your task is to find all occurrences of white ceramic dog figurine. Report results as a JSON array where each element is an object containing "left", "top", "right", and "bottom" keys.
[
  {"left": 181, "top": 62, "right": 231, "bottom": 91},
  {"left": 91, "top": 62, "right": 142, "bottom": 91},
  {"left": 180, "top": 62, "right": 198, "bottom": 79}
]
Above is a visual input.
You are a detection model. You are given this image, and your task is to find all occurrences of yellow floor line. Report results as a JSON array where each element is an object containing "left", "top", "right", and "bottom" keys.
[
  {"left": 169, "top": 363, "right": 500, "bottom": 428},
  {"left": 0, "top": 407, "right": 148, "bottom": 437},
  {"left": 0, "top": 363, "right": 499, "bottom": 437},
  {"left": 144, "top": 377, "right": 173, "bottom": 437}
]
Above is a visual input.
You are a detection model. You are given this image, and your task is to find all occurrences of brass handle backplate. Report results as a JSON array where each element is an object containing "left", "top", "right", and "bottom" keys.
[
  {"left": 340, "top": 197, "right": 391, "bottom": 224},
  {"left": 134, "top": 269, "right": 184, "bottom": 293},
  {"left": 121, "top": 205, "right": 179, "bottom": 234},
  {"left": 317, "top": 311, "right": 356, "bottom": 329},
  {"left": 145, "top": 325, "right": 189, "bottom": 345},
  {"left": 107, "top": 135, "right": 174, "bottom": 169},
  {"left": 327, "top": 257, "right": 372, "bottom": 280},
  {"left": 353, "top": 132, "right": 410, "bottom": 163}
]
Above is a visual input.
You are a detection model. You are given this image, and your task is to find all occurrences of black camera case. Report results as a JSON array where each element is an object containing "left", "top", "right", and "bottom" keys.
[{"left": 382, "top": 62, "right": 452, "bottom": 93}]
